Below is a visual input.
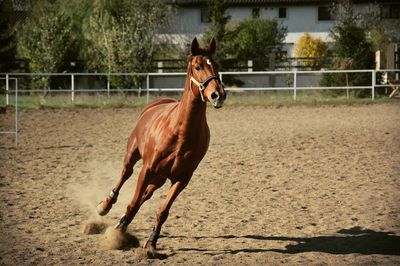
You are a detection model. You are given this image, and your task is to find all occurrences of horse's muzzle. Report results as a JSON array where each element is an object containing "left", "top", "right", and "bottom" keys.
[{"left": 209, "top": 91, "right": 225, "bottom": 108}]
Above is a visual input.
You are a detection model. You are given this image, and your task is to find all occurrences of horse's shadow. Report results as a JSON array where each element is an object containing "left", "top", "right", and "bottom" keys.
[{"left": 164, "top": 226, "right": 400, "bottom": 256}]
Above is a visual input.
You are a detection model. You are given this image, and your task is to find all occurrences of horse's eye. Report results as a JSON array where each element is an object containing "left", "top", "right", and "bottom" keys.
[{"left": 195, "top": 65, "right": 202, "bottom": 71}]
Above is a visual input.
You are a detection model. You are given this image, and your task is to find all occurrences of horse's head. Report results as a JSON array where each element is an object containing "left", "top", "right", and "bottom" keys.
[{"left": 188, "top": 37, "right": 226, "bottom": 108}]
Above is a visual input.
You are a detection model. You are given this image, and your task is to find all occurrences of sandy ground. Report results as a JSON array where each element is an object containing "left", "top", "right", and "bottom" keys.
[{"left": 0, "top": 102, "right": 400, "bottom": 265}]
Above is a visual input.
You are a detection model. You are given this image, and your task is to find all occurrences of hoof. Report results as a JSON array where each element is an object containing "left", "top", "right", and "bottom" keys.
[
  {"left": 114, "top": 214, "right": 128, "bottom": 232},
  {"left": 96, "top": 197, "right": 112, "bottom": 216},
  {"left": 144, "top": 230, "right": 159, "bottom": 250},
  {"left": 97, "top": 191, "right": 118, "bottom": 216},
  {"left": 144, "top": 240, "right": 156, "bottom": 251}
]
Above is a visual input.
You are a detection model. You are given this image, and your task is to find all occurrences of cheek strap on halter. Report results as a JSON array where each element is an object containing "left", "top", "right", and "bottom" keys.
[
  {"left": 190, "top": 76, "right": 215, "bottom": 102},
  {"left": 189, "top": 63, "right": 221, "bottom": 102}
]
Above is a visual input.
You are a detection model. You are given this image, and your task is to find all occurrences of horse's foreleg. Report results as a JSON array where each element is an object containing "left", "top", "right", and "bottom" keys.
[
  {"left": 114, "top": 167, "right": 152, "bottom": 232},
  {"left": 97, "top": 137, "right": 140, "bottom": 216},
  {"left": 144, "top": 177, "right": 190, "bottom": 250}
]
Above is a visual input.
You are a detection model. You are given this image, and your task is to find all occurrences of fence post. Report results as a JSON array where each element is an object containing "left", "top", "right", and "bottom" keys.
[
  {"left": 371, "top": 70, "right": 376, "bottom": 100},
  {"left": 157, "top": 62, "right": 163, "bottom": 73},
  {"left": 6, "top": 74, "right": 9, "bottom": 106},
  {"left": 248, "top": 60, "right": 253, "bottom": 72},
  {"left": 71, "top": 74, "right": 75, "bottom": 103},
  {"left": 293, "top": 71, "right": 297, "bottom": 101},
  {"left": 146, "top": 74, "right": 150, "bottom": 104},
  {"left": 15, "top": 78, "right": 18, "bottom": 147},
  {"left": 107, "top": 75, "right": 110, "bottom": 98}
]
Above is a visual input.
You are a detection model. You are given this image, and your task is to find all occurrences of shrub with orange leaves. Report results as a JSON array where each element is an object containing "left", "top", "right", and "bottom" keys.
[{"left": 294, "top": 33, "right": 328, "bottom": 69}]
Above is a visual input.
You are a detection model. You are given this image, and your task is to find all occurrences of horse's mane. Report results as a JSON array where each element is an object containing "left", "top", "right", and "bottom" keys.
[{"left": 187, "top": 50, "right": 211, "bottom": 61}]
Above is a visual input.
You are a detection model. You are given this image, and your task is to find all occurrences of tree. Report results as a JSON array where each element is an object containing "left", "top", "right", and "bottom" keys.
[
  {"left": 0, "top": 1, "right": 17, "bottom": 72},
  {"left": 329, "top": 1, "right": 374, "bottom": 70},
  {"left": 49, "top": 0, "right": 98, "bottom": 72},
  {"left": 16, "top": 1, "right": 73, "bottom": 89},
  {"left": 83, "top": 0, "right": 170, "bottom": 89},
  {"left": 222, "top": 18, "right": 287, "bottom": 70},
  {"left": 201, "top": 0, "right": 230, "bottom": 60},
  {"left": 294, "top": 33, "right": 327, "bottom": 69},
  {"left": 361, "top": 3, "right": 400, "bottom": 61},
  {"left": 320, "top": 0, "right": 374, "bottom": 97}
]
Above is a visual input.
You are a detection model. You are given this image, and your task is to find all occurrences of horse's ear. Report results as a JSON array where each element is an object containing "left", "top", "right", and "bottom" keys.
[
  {"left": 191, "top": 37, "right": 200, "bottom": 55},
  {"left": 208, "top": 38, "right": 216, "bottom": 55}
]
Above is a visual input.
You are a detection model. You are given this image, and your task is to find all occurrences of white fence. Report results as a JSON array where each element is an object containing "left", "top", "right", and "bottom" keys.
[
  {"left": 0, "top": 75, "right": 18, "bottom": 146},
  {"left": 2, "top": 69, "right": 399, "bottom": 101},
  {"left": 1, "top": 69, "right": 399, "bottom": 147}
]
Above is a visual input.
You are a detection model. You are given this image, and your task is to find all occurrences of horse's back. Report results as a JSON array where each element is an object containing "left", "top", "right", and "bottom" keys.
[
  {"left": 134, "top": 98, "right": 179, "bottom": 136},
  {"left": 140, "top": 98, "right": 178, "bottom": 117}
]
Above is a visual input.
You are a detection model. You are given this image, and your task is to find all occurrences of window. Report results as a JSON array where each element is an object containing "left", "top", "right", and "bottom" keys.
[
  {"left": 278, "top": 7, "right": 286, "bottom": 18},
  {"left": 252, "top": 7, "right": 260, "bottom": 18},
  {"left": 381, "top": 4, "right": 400, "bottom": 19},
  {"left": 201, "top": 8, "right": 211, "bottom": 23},
  {"left": 318, "top": 6, "right": 332, "bottom": 21},
  {"left": 276, "top": 51, "right": 288, "bottom": 61}
]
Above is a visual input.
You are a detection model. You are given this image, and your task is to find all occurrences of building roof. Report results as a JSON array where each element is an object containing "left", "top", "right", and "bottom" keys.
[{"left": 168, "top": 0, "right": 398, "bottom": 6}]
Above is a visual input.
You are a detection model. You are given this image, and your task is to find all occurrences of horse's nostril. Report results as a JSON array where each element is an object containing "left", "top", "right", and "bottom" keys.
[{"left": 211, "top": 91, "right": 219, "bottom": 100}]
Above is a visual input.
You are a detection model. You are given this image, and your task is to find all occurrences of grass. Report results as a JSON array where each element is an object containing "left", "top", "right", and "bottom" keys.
[
  {"left": 0, "top": 91, "right": 396, "bottom": 109},
  {"left": 226, "top": 90, "right": 394, "bottom": 107},
  {"left": 0, "top": 93, "right": 151, "bottom": 109}
]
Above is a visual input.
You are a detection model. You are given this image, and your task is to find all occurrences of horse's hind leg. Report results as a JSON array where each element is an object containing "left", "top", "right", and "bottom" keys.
[
  {"left": 144, "top": 177, "right": 191, "bottom": 250},
  {"left": 97, "top": 135, "right": 140, "bottom": 216}
]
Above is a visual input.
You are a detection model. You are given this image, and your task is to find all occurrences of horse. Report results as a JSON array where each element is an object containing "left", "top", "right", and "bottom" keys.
[{"left": 96, "top": 37, "right": 226, "bottom": 250}]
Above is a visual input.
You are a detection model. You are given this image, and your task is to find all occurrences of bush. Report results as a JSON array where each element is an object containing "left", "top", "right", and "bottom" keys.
[
  {"left": 294, "top": 33, "right": 328, "bottom": 69},
  {"left": 320, "top": 0, "right": 374, "bottom": 97},
  {"left": 222, "top": 18, "right": 287, "bottom": 71}
]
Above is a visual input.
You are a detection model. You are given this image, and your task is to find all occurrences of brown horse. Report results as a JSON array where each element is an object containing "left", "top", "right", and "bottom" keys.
[{"left": 97, "top": 37, "right": 226, "bottom": 250}]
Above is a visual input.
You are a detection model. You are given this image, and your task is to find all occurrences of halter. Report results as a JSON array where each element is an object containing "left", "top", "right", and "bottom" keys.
[{"left": 189, "top": 61, "right": 221, "bottom": 102}]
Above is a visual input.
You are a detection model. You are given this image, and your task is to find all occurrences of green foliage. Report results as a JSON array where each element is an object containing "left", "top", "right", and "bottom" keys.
[
  {"left": 201, "top": 6, "right": 286, "bottom": 73},
  {"left": 83, "top": 0, "right": 170, "bottom": 89},
  {"left": 222, "top": 18, "right": 287, "bottom": 70},
  {"left": 14, "top": 0, "right": 170, "bottom": 90},
  {"left": 50, "top": 1, "right": 97, "bottom": 72},
  {"left": 361, "top": 3, "right": 400, "bottom": 60},
  {"left": 0, "top": 1, "right": 17, "bottom": 72},
  {"left": 201, "top": 0, "right": 230, "bottom": 60},
  {"left": 17, "top": 2, "right": 73, "bottom": 73},
  {"left": 320, "top": 0, "right": 374, "bottom": 97},
  {"left": 16, "top": 1, "right": 73, "bottom": 89},
  {"left": 209, "top": 0, "right": 230, "bottom": 41}
]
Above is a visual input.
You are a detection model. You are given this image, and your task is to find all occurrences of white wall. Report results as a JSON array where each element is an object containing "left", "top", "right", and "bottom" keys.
[
  {"left": 227, "top": 7, "right": 252, "bottom": 21},
  {"left": 162, "top": 3, "right": 371, "bottom": 55},
  {"left": 262, "top": 6, "right": 334, "bottom": 55},
  {"left": 158, "top": 7, "right": 209, "bottom": 45}
]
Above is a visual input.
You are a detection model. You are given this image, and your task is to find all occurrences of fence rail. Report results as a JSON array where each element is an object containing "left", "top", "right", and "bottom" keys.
[
  {"left": 1, "top": 69, "right": 399, "bottom": 147},
  {"left": 2, "top": 69, "right": 399, "bottom": 102}
]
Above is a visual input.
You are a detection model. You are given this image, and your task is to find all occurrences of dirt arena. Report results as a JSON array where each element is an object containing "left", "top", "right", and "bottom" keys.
[{"left": 1, "top": 102, "right": 399, "bottom": 265}]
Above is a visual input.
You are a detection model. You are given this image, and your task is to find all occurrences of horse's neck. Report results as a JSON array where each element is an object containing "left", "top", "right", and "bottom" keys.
[{"left": 174, "top": 78, "right": 207, "bottom": 134}]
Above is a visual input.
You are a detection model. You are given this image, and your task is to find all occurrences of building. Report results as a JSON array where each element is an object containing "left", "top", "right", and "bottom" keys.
[{"left": 162, "top": 0, "right": 400, "bottom": 57}]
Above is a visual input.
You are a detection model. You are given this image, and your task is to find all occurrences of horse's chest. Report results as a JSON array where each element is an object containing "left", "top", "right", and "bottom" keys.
[
  {"left": 142, "top": 120, "right": 209, "bottom": 177},
  {"left": 150, "top": 141, "right": 205, "bottom": 177}
]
